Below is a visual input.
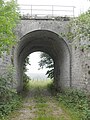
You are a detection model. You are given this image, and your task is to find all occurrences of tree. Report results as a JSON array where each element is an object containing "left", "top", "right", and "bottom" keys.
[
  {"left": 39, "top": 52, "right": 54, "bottom": 79},
  {"left": 0, "top": 0, "right": 19, "bottom": 55},
  {"left": 0, "top": 1, "right": 20, "bottom": 117},
  {"left": 23, "top": 56, "right": 31, "bottom": 90},
  {"left": 67, "top": 9, "right": 90, "bottom": 43},
  {"left": 23, "top": 57, "right": 31, "bottom": 73}
]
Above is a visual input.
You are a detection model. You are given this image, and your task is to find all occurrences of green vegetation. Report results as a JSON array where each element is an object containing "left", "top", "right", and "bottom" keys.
[
  {"left": 0, "top": 66, "right": 22, "bottom": 120},
  {"left": 39, "top": 52, "right": 54, "bottom": 79},
  {"left": 29, "top": 80, "right": 89, "bottom": 120},
  {"left": 28, "top": 80, "right": 71, "bottom": 120},
  {"left": 0, "top": 0, "right": 90, "bottom": 120},
  {"left": 28, "top": 80, "right": 90, "bottom": 120},
  {"left": 23, "top": 56, "right": 31, "bottom": 91},
  {"left": 56, "top": 89, "right": 90, "bottom": 120},
  {"left": 0, "top": 94, "right": 22, "bottom": 120},
  {"left": 0, "top": 0, "right": 19, "bottom": 54},
  {"left": 29, "top": 79, "right": 52, "bottom": 89},
  {"left": 3, "top": 79, "right": 90, "bottom": 120},
  {"left": 66, "top": 10, "right": 90, "bottom": 44},
  {"left": 0, "top": 1, "right": 21, "bottom": 119},
  {"left": 24, "top": 80, "right": 88, "bottom": 120}
]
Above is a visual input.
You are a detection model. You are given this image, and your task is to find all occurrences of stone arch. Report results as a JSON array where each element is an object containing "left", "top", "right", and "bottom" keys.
[{"left": 14, "top": 30, "right": 71, "bottom": 92}]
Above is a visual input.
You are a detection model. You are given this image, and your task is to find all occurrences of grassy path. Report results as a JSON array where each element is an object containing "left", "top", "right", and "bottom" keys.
[{"left": 7, "top": 80, "right": 76, "bottom": 120}]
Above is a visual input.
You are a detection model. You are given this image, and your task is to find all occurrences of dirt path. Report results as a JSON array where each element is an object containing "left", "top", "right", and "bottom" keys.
[{"left": 8, "top": 82, "right": 72, "bottom": 120}]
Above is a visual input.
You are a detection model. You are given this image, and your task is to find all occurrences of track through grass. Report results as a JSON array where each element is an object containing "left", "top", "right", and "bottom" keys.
[{"left": 6, "top": 80, "right": 80, "bottom": 120}]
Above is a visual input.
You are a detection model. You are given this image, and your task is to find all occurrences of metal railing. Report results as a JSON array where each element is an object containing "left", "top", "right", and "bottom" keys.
[{"left": 19, "top": 5, "right": 75, "bottom": 18}]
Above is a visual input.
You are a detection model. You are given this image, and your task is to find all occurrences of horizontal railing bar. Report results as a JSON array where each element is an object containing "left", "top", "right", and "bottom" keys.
[
  {"left": 20, "top": 9, "right": 73, "bottom": 12},
  {"left": 19, "top": 4, "right": 75, "bottom": 8},
  {"left": 19, "top": 4, "right": 75, "bottom": 17},
  {"left": 21, "top": 13, "right": 73, "bottom": 16},
  {"left": 21, "top": 9, "right": 55, "bottom": 11}
]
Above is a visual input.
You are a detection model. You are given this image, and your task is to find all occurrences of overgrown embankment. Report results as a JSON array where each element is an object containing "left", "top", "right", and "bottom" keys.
[{"left": 0, "top": 66, "right": 22, "bottom": 120}]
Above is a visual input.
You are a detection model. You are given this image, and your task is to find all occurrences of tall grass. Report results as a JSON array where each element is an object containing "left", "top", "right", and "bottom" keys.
[
  {"left": 28, "top": 79, "right": 53, "bottom": 89},
  {"left": 28, "top": 80, "right": 90, "bottom": 120}
]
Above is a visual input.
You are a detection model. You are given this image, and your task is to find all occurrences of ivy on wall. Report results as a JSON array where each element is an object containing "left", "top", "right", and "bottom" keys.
[{"left": 65, "top": 10, "right": 89, "bottom": 42}]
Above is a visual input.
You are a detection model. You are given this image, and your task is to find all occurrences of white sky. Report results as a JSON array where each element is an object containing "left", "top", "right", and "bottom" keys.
[
  {"left": 26, "top": 52, "right": 48, "bottom": 74},
  {"left": 17, "top": 0, "right": 90, "bottom": 16}
]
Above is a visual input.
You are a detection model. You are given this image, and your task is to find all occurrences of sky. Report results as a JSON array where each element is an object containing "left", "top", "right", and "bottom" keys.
[
  {"left": 17, "top": 0, "right": 90, "bottom": 16},
  {"left": 26, "top": 52, "right": 47, "bottom": 74}
]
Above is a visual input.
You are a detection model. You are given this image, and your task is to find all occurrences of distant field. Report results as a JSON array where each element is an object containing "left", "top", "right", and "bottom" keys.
[{"left": 25, "top": 72, "right": 48, "bottom": 80}]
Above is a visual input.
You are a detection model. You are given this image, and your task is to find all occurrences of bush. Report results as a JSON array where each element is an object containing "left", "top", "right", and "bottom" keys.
[
  {"left": 0, "top": 94, "right": 22, "bottom": 119},
  {"left": 0, "top": 65, "right": 22, "bottom": 119},
  {"left": 0, "top": 66, "right": 16, "bottom": 102},
  {"left": 56, "top": 89, "right": 90, "bottom": 120},
  {"left": 23, "top": 73, "right": 31, "bottom": 91}
]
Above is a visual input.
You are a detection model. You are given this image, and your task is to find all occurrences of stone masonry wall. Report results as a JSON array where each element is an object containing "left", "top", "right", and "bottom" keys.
[
  {"left": 0, "top": 18, "right": 90, "bottom": 92},
  {"left": 0, "top": 52, "right": 11, "bottom": 75},
  {"left": 71, "top": 35, "right": 90, "bottom": 92}
]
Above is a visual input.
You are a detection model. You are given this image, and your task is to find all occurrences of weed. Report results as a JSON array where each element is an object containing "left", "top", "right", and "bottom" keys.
[
  {"left": 0, "top": 66, "right": 23, "bottom": 120},
  {"left": 34, "top": 115, "right": 60, "bottom": 120},
  {"left": 56, "top": 89, "right": 90, "bottom": 120}
]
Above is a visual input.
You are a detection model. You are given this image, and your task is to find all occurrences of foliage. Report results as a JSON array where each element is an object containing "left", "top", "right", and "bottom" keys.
[
  {"left": 56, "top": 89, "right": 90, "bottom": 120},
  {"left": 66, "top": 10, "right": 90, "bottom": 44},
  {"left": 39, "top": 52, "right": 54, "bottom": 79},
  {"left": 29, "top": 80, "right": 79, "bottom": 120},
  {"left": 29, "top": 79, "right": 52, "bottom": 90},
  {"left": 23, "top": 57, "right": 31, "bottom": 72},
  {"left": 23, "top": 57, "right": 31, "bottom": 91},
  {"left": 0, "top": 0, "right": 19, "bottom": 54},
  {"left": 0, "top": 94, "right": 22, "bottom": 120},
  {"left": 0, "top": 65, "right": 22, "bottom": 119},
  {"left": 0, "top": 65, "right": 15, "bottom": 102},
  {"left": 23, "top": 73, "right": 30, "bottom": 91},
  {"left": 34, "top": 115, "right": 62, "bottom": 120}
]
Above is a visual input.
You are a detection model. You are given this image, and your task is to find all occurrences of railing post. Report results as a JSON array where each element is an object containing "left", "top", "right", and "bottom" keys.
[
  {"left": 73, "top": 6, "right": 75, "bottom": 17},
  {"left": 52, "top": 5, "right": 53, "bottom": 17},
  {"left": 31, "top": 5, "right": 32, "bottom": 16},
  {"left": 19, "top": 4, "right": 75, "bottom": 18}
]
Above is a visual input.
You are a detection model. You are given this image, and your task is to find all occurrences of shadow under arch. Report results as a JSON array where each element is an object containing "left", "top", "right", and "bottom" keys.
[{"left": 14, "top": 30, "right": 71, "bottom": 92}]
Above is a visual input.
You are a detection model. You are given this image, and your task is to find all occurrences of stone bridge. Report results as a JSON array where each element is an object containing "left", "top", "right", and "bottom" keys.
[{"left": 0, "top": 17, "right": 90, "bottom": 92}]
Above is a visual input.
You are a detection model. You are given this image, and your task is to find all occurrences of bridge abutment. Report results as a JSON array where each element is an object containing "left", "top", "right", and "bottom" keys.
[{"left": 0, "top": 18, "right": 90, "bottom": 92}]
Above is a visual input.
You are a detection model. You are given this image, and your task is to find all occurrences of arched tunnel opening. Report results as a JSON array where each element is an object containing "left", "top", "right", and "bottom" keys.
[
  {"left": 14, "top": 30, "right": 71, "bottom": 92},
  {"left": 24, "top": 51, "right": 54, "bottom": 81},
  {"left": 23, "top": 51, "right": 54, "bottom": 92}
]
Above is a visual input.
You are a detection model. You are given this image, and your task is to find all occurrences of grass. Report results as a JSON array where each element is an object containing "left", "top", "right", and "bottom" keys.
[
  {"left": 0, "top": 97, "right": 23, "bottom": 120},
  {"left": 34, "top": 116, "right": 52, "bottom": 120},
  {"left": 28, "top": 79, "right": 79, "bottom": 120},
  {"left": 56, "top": 89, "right": 90, "bottom": 120},
  {"left": 28, "top": 79, "right": 53, "bottom": 89},
  {"left": 58, "top": 103, "right": 81, "bottom": 120},
  {"left": 3, "top": 79, "right": 88, "bottom": 120}
]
